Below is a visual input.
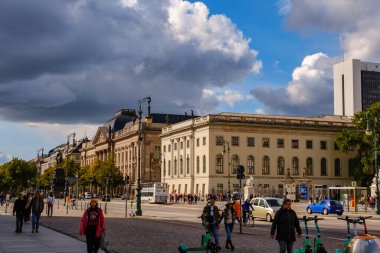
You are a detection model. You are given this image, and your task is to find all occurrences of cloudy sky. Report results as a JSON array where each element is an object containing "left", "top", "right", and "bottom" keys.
[{"left": 1, "top": 0, "right": 380, "bottom": 163}]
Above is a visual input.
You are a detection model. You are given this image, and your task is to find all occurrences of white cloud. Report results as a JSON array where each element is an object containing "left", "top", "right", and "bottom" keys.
[
  {"left": 252, "top": 52, "right": 340, "bottom": 116},
  {"left": 0, "top": 151, "right": 12, "bottom": 165},
  {"left": 281, "top": 0, "right": 380, "bottom": 61}
]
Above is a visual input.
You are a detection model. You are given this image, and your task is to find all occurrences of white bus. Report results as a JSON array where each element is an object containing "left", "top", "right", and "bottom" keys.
[{"left": 140, "top": 182, "right": 168, "bottom": 204}]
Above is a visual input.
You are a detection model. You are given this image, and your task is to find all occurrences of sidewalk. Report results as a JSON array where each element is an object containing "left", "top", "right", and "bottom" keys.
[{"left": 0, "top": 212, "right": 104, "bottom": 253}]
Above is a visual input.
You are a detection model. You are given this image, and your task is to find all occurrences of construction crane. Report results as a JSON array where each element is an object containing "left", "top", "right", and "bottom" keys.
[{"left": 36, "top": 148, "right": 44, "bottom": 158}]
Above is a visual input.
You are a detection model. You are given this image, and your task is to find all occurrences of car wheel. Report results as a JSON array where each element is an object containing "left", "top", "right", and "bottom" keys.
[
  {"left": 323, "top": 208, "right": 328, "bottom": 215},
  {"left": 266, "top": 213, "right": 272, "bottom": 222},
  {"left": 307, "top": 208, "right": 312, "bottom": 214},
  {"left": 337, "top": 212, "right": 343, "bottom": 216}
]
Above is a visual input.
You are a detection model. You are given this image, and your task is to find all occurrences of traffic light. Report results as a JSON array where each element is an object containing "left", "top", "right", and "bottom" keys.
[
  {"left": 237, "top": 165, "right": 245, "bottom": 179},
  {"left": 125, "top": 175, "right": 130, "bottom": 184}
]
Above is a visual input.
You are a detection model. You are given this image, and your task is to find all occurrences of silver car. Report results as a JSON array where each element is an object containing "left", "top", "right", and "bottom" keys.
[{"left": 251, "top": 197, "right": 283, "bottom": 222}]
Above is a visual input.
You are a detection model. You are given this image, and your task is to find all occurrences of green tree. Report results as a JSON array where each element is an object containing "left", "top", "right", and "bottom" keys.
[{"left": 335, "top": 102, "right": 380, "bottom": 186}]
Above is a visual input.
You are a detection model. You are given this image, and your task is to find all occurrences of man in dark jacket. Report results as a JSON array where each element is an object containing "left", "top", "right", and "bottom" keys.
[
  {"left": 202, "top": 195, "right": 221, "bottom": 248},
  {"left": 30, "top": 192, "right": 44, "bottom": 233},
  {"left": 270, "top": 199, "right": 302, "bottom": 253},
  {"left": 13, "top": 193, "right": 26, "bottom": 233}
]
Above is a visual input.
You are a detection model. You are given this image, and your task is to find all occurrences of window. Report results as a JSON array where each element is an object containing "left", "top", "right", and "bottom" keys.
[
  {"left": 262, "top": 138, "right": 270, "bottom": 148},
  {"left": 321, "top": 158, "right": 327, "bottom": 176},
  {"left": 292, "top": 157, "right": 299, "bottom": 175},
  {"left": 306, "top": 157, "right": 313, "bottom": 176},
  {"left": 334, "top": 142, "right": 339, "bottom": 150},
  {"left": 320, "top": 141, "right": 327, "bottom": 150},
  {"left": 232, "top": 136, "right": 239, "bottom": 146},
  {"left": 247, "top": 137, "right": 255, "bottom": 147},
  {"left": 277, "top": 139, "right": 284, "bottom": 148},
  {"left": 247, "top": 156, "right": 254, "bottom": 174},
  {"left": 174, "top": 143, "right": 177, "bottom": 151},
  {"left": 306, "top": 140, "right": 313, "bottom": 149},
  {"left": 203, "top": 137, "right": 206, "bottom": 146},
  {"left": 168, "top": 160, "right": 171, "bottom": 175},
  {"left": 196, "top": 138, "right": 200, "bottom": 147},
  {"left": 203, "top": 155, "right": 206, "bottom": 173},
  {"left": 180, "top": 156, "right": 183, "bottom": 174},
  {"left": 168, "top": 145, "right": 171, "bottom": 152},
  {"left": 217, "top": 183, "right": 223, "bottom": 194},
  {"left": 174, "top": 157, "right": 177, "bottom": 175},
  {"left": 335, "top": 158, "right": 341, "bottom": 176},
  {"left": 292, "top": 140, "right": 299, "bottom": 149},
  {"left": 187, "top": 140, "right": 190, "bottom": 148},
  {"left": 262, "top": 156, "right": 270, "bottom": 175},
  {"left": 277, "top": 156, "right": 285, "bottom": 175},
  {"left": 163, "top": 159, "right": 166, "bottom": 177},
  {"left": 163, "top": 145, "right": 166, "bottom": 153},
  {"left": 231, "top": 155, "right": 239, "bottom": 174},
  {"left": 196, "top": 156, "right": 200, "bottom": 173},
  {"left": 216, "top": 154, "right": 223, "bottom": 174},
  {"left": 186, "top": 156, "right": 190, "bottom": 174},
  {"left": 216, "top": 136, "right": 224, "bottom": 146},
  {"left": 180, "top": 142, "right": 183, "bottom": 149},
  {"left": 349, "top": 159, "right": 356, "bottom": 177}
]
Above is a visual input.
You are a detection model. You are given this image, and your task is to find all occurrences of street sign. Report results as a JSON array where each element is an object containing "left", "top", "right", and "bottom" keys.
[{"left": 351, "top": 181, "right": 357, "bottom": 187}]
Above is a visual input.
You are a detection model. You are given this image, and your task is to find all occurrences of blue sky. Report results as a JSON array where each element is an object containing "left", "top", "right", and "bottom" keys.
[{"left": 1, "top": 0, "right": 380, "bottom": 163}]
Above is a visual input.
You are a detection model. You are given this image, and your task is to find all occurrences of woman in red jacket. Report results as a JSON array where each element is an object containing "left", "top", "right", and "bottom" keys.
[{"left": 79, "top": 198, "right": 106, "bottom": 253}]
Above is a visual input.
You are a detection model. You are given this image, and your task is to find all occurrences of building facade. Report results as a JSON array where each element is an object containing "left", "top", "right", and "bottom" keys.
[
  {"left": 334, "top": 58, "right": 380, "bottom": 116},
  {"left": 161, "top": 113, "right": 357, "bottom": 199}
]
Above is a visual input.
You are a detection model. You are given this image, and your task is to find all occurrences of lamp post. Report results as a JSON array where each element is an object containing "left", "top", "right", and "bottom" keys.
[
  {"left": 222, "top": 139, "right": 231, "bottom": 199},
  {"left": 105, "top": 176, "right": 109, "bottom": 214},
  {"left": 366, "top": 115, "right": 380, "bottom": 215},
  {"left": 136, "top": 96, "right": 153, "bottom": 216}
]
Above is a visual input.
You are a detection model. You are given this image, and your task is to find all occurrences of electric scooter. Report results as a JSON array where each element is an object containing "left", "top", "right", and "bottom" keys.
[
  {"left": 334, "top": 216, "right": 362, "bottom": 253},
  {"left": 178, "top": 214, "right": 220, "bottom": 253},
  {"left": 294, "top": 216, "right": 326, "bottom": 253},
  {"left": 345, "top": 216, "right": 380, "bottom": 253}
]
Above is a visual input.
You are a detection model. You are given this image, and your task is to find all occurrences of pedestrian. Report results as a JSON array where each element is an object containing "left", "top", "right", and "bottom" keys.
[
  {"left": 202, "top": 195, "right": 221, "bottom": 249},
  {"left": 242, "top": 199, "right": 254, "bottom": 225},
  {"left": 13, "top": 192, "right": 26, "bottom": 233},
  {"left": 80, "top": 198, "right": 106, "bottom": 253},
  {"left": 270, "top": 199, "right": 302, "bottom": 253},
  {"left": 24, "top": 193, "right": 32, "bottom": 223},
  {"left": 30, "top": 192, "right": 44, "bottom": 233},
  {"left": 66, "top": 194, "right": 71, "bottom": 208},
  {"left": 219, "top": 200, "right": 238, "bottom": 251},
  {"left": 47, "top": 192, "right": 55, "bottom": 217}
]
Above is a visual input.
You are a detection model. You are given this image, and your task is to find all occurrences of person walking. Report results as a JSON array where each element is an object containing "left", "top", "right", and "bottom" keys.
[
  {"left": 13, "top": 192, "right": 26, "bottom": 233},
  {"left": 80, "top": 198, "right": 106, "bottom": 253},
  {"left": 47, "top": 192, "right": 55, "bottom": 217},
  {"left": 202, "top": 195, "right": 221, "bottom": 248},
  {"left": 30, "top": 192, "right": 44, "bottom": 233},
  {"left": 270, "top": 199, "right": 302, "bottom": 253},
  {"left": 219, "top": 200, "right": 238, "bottom": 251},
  {"left": 24, "top": 193, "right": 32, "bottom": 224}
]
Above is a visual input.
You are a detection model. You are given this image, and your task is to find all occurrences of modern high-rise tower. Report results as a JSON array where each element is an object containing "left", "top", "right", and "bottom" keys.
[{"left": 334, "top": 59, "right": 380, "bottom": 116}]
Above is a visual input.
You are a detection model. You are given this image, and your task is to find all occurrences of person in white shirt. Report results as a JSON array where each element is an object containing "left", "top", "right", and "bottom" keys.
[{"left": 47, "top": 192, "right": 55, "bottom": 217}]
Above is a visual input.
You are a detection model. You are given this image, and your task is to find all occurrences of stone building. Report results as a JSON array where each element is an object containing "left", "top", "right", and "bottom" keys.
[{"left": 161, "top": 113, "right": 357, "bottom": 199}]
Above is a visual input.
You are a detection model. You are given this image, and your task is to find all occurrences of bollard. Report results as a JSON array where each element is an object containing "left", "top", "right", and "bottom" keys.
[
  {"left": 81, "top": 202, "right": 83, "bottom": 211},
  {"left": 57, "top": 199, "right": 59, "bottom": 209}
]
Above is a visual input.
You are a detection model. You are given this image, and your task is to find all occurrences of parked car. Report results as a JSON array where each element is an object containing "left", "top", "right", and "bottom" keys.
[
  {"left": 85, "top": 192, "right": 92, "bottom": 199},
  {"left": 101, "top": 194, "right": 111, "bottom": 202},
  {"left": 121, "top": 194, "right": 130, "bottom": 200},
  {"left": 251, "top": 197, "right": 283, "bottom": 222},
  {"left": 306, "top": 199, "right": 343, "bottom": 215}
]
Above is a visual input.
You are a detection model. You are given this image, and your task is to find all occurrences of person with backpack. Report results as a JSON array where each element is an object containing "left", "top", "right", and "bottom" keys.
[
  {"left": 202, "top": 195, "right": 221, "bottom": 249},
  {"left": 219, "top": 200, "right": 238, "bottom": 251},
  {"left": 80, "top": 198, "right": 106, "bottom": 253}
]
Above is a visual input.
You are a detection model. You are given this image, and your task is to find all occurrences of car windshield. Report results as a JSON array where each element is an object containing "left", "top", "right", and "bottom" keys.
[{"left": 266, "top": 199, "right": 282, "bottom": 207}]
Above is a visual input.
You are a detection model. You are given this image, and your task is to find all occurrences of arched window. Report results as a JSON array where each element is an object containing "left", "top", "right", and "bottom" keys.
[
  {"left": 231, "top": 155, "right": 240, "bottom": 174},
  {"left": 277, "top": 156, "right": 285, "bottom": 175},
  {"left": 174, "top": 157, "right": 177, "bottom": 175},
  {"left": 180, "top": 156, "right": 183, "bottom": 174},
  {"left": 335, "top": 158, "right": 341, "bottom": 176},
  {"left": 203, "top": 155, "right": 206, "bottom": 173},
  {"left": 292, "top": 157, "right": 299, "bottom": 175},
  {"left": 186, "top": 156, "right": 190, "bottom": 174},
  {"left": 196, "top": 156, "right": 200, "bottom": 174},
  {"left": 247, "top": 156, "right": 254, "bottom": 174},
  {"left": 168, "top": 160, "right": 171, "bottom": 176},
  {"left": 262, "top": 156, "right": 270, "bottom": 175},
  {"left": 216, "top": 154, "right": 223, "bottom": 174},
  {"left": 306, "top": 157, "right": 313, "bottom": 176},
  {"left": 321, "top": 158, "right": 327, "bottom": 176}
]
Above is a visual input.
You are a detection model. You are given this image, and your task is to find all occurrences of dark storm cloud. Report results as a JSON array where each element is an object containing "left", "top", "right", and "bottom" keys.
[{"left": 0, "top": 0, "right": 261, "bottom": 124}]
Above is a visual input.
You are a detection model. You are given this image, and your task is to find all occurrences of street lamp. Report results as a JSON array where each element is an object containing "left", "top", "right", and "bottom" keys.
[
  {"left": 136, "top": 96, "right": 153, "bottom": 216},
  {"left": 222, "top": 139, "right": 231, "bottom": 199},
  {"left": 366, "top": 115, "right": 380, "bottom": 215}
]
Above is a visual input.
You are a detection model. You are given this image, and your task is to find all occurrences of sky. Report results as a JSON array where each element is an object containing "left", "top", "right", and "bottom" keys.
[{"left": 1, "top": 0, "right": 380, "bottom": 164}]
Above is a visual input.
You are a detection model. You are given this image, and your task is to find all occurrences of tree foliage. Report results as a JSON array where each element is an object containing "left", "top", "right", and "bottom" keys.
[{"left": 335, "top": 102, "right": 380, "bottom": 186}]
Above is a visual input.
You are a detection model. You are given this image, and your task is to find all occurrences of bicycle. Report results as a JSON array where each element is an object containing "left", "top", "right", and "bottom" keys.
[{"left": 246, "top": 210, "right": 254, "bottom": 227}]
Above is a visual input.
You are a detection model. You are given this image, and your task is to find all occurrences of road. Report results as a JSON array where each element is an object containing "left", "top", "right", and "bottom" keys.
[{"left": 98, "top": 199, "right": 380, "bottom": 241}]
